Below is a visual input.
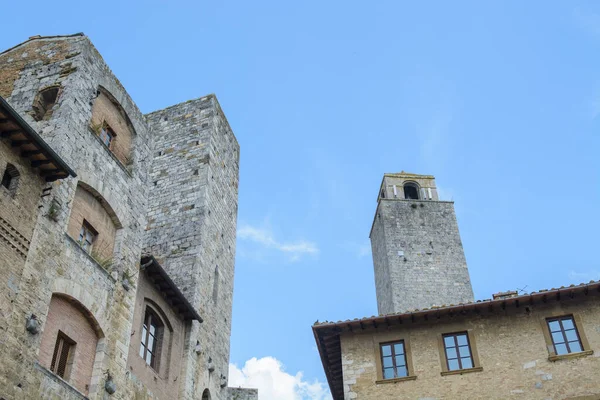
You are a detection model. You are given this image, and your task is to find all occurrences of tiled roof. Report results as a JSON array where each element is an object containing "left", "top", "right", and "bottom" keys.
[{"left": 312, "top": 280, "right": 600, "bottom": 400}]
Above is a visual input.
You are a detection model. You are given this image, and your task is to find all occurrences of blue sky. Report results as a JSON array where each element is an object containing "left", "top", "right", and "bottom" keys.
[{"left": 3, "top": 1, "right": 600, "bottom": 398}]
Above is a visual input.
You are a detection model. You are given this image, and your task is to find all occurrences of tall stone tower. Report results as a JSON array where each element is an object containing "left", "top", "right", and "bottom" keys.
[
  {"left": 370, "top": 172, "right": 474, "bottom": 315},
  {"left": 144, "top": 95, "right": 239, "bottom": 400}
]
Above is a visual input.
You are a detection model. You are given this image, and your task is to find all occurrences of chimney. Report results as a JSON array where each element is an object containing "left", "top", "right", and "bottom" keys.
[{"left": 492, "top": 290, "right": 519, "bottom": 300}]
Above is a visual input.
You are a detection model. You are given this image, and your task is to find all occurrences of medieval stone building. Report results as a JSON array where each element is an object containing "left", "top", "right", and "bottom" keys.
[
  {"left": 314, "top": 172, "right": 600, "bottom": 399},
  {"left": 0, "top": 33, "right": 257, "bottom": 400}
]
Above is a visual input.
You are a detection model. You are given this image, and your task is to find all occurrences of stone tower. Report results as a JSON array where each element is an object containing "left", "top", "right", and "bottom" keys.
[
  {"left": 370, "top": 172, "right": 474, "bottom": 314},
  {"left": 144, "top": 96, "right": 239, "bottom": 400}
]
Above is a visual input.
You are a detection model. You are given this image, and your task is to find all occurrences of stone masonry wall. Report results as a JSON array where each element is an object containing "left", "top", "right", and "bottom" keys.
[
  {"left": 371, "top": 199, "right": 474, "bottom": 315},
  {"left": 0, "top": 140, "right": 46, "bottom": 393},
  {"left": 0, "top": 35, "right": 153, "bottom": 400},
  {"left": 144, "top": 94, "right": 240, "bottom": 400},
  {"left": 340, "top": 297, "right": 600, "bottom": 399}
]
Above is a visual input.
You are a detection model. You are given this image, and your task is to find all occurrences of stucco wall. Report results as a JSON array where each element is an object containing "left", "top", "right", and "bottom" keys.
[{"left": 340, "top": 298, "right": 600, "bottom": 399}]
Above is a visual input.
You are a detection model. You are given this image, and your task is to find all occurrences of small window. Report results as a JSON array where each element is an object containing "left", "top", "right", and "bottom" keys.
[
  {"left": 380, "top": 341, "right": 408, "bottom": 379},
  {"left": 547, "top": 316, "right": 584, "bottom": 355},
  {"left": 99, "top": 124, "right": 116, "bottom": 148},
  {"left": 78, "top": 220, "right": 97, "bottom": 252},
  {"left": 139, "top": 308, "right": 163, "bottom": 370},
  {"left": 1, "top": 163, "right": 19, "bottom": 196},
  {"left": 33, "top": 87, "right": 60, "bottom": 121},
  {"left": 50, "top": 331, "right": 76, "bottom": 379},
  {"left": 403, "top": 182, "right": 420, "bottom": 200},
  {"left": 443, "top": 332, "right": 474, "bottom": 371}
]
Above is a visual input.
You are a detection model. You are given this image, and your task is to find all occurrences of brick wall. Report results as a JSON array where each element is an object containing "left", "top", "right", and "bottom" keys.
[
  {"left": 126, "top": 270, "right": 186, "bottom": 400},
  {"left": 90, "top": 89, "right": 134, "bottom": 166},
  {"left": 340, "top": 298, "right": 600, "bottom": 399},
  {"left": 66, "top": 183, "right": 118, "bottom": 259},
  {"left": 38, "top": 295, "right": 99, "bottom": 395}
]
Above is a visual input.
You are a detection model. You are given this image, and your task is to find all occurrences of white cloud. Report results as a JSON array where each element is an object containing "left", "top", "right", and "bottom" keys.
[
  {"left": 229, "top": 357, "right": 331, "bottom": 400},
  {"left": 238, "top": 224, "right": 319, "bottom": 262}
]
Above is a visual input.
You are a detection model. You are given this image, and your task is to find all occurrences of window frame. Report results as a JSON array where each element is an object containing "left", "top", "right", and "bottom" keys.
[
  {"left": 541, "top": 314, "right": 593, "bottom": 361},
  {"left": 139, "top": 307, "right": 164, "bottom": 371},
  {"left": 373, "top": 335, "right": 416, "bottom": 383},
  {"left": 78, "top": 220, "right": 97, "bottom": 253},
  {"left": 438, "top": 330, "right": 482, "bottom": 376},
  {"left": 50, "top": 330, "right": 76, "bottom": 380},
  {"left": 99, "top": 123, "right": 116, "bottom": 149},
  {"left": 379, "top": 340, "right": 410, "bottom": 380}
]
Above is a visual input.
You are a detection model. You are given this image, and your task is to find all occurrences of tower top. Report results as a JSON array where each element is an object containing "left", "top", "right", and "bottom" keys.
[{"left": 378, "top": 171, "right": 439, "bottom": 202}]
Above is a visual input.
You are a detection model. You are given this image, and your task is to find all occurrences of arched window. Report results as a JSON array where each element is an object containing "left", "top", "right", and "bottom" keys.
[
  {"left": 139, "top": 307, "right": 164, "bottom": 371},
  {"left": 67, "top": 183, "right": 121, "bottom": 261},
  {"left": 202, "top": 389, "right": 211, "bottom": 400},
  {"left": 403, "top": 182, "right": 420, "bottom": 200},
  {"left": 1, "top": 163, "right": 19, "bottom": 196},
  {"left": 90, "top": 87, "right": 136, "bottom": 166},
  {"left": 32, "top": 86, "right": 60, "bottom": 121},
  {"left": 39, "top": 294, "right": 102, "bottom": 395}
]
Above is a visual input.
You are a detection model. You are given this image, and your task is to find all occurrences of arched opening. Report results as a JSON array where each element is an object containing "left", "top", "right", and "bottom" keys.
[
  {"left": 1, "top": 163, "right": 19, "bottom": 196},
  {"left": 67, "top": 182, "right": 121, "bottom": 261},
  {"left": 90, "top": 86, "right": 136, "bottom": 165},
  {"left": 202, "top": 389, "right": 211, "bottom": 400},
  {"left": 39, "top": 294, "right": 103, "bottom": 395},
  {"left": 403, "top": 182, "right": 420, "bottom": 200},
  {"left": 32, "top": 86, "right": 60, "bottom": 121}
]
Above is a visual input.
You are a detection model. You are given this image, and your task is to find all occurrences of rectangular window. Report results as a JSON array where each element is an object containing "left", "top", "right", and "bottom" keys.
[
  {"left": 99, "top": 124, "right": 115, "bottom": 148},
  {"left": 50, "top": 331, "right": 75, "bottom": 379},
  {"left": 78, "top": 220, "right": 97, "bottom": 252},
  {"left": 443, "top": 332, "right": 474, "bottom": 371},
  {"left": 547, "top": 316, "right": 583, "bottom": 355},
  {"left": 380, "top": 341, "right": 408, "bottom": 379}
]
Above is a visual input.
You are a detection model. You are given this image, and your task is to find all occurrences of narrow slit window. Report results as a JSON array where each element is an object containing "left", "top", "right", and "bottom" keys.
[
  {"left": 547, "top": 316, "right": 584, "bottom": 355},
  {"left": 443, "top": 332, "right": 474, "bottom": 371},
  {"left": 50, "top": 331, "right": 76, "bottom": 379},
  {"left": 380, "top": 340, "right": 408, "bottom": 379}
]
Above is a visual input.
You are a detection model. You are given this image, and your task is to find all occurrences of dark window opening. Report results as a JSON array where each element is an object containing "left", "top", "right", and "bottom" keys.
[
  {"left": 78, "top": 220, "right": 97, "bottom": 252},
  {"left": 99, "top": 123, "right": 116, "bottom": 149},
  {"left": 50, "top": 331, "right": 76, "bottom": 379},
  {"left": 33, "top": 87, "right": 60, "bottom": 122},
  {"left": 443, "top": 332, "right": 474, "bottom": 371},
  {"left": 1, "top": 163, "right": 19, "bottom": 196},
  {"left": 139, "top": 308, "right": 164, "bottom": 370},
  {"left": 380, "top": 189, "right": 385, "bottom": 199},
  {"left": 403, "top": 183, "right": 419, "bottom": 200},
  {"left": 380, "top": 341, "right": 408, "bottom": 379},
  {"left": 547, "top": 316, "right": 583, "bottom": 355}
]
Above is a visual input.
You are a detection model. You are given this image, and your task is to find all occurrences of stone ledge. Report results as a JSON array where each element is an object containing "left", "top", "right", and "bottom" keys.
[
  {"left": 34, "top": 361, "right": 89, "bottom": 399},
  {"left": 440, "top": 366, "right": 483, "bottom": 376},
  {"left": 375, "top": 375, "right": 417, "bottom": 384},
  {"left": 549, "top": 350, "right": 593, "bottom": 362},
  {"left": 64, "top": 233, "right": 117, "bottom": 283}
]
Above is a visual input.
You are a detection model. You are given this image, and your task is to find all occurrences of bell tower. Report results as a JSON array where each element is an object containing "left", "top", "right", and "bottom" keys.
[{"left": 370, "top": 172, "right": 474, "bottom": 314}]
